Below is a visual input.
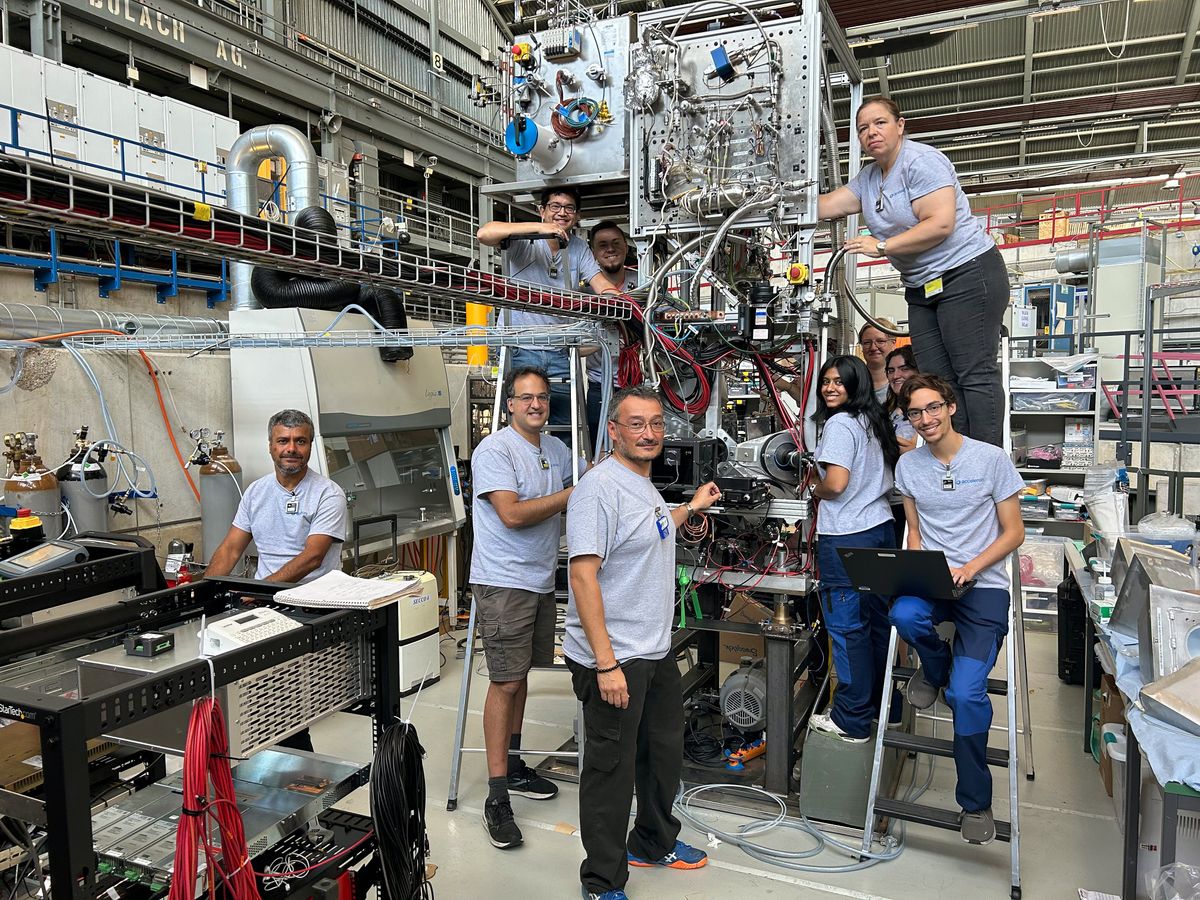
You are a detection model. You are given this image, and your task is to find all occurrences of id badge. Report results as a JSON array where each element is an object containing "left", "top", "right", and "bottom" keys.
[
  {"left": 941, "top": 471, "right": 956, "bottom": 492},
  {"left": 923, "top": 276, "right": 944, "bottom": 299},
  {"left": 286, "top": 498, "right": 300, "bottom": 514},
  {"left": 540, "top": 456, "right": 550, "bottom": 470},
  {"left": 654, "top": 506, "right": 670, "bottom": 540}
]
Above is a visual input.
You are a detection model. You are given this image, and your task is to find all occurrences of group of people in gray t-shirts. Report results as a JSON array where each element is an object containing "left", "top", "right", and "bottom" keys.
[{"left": 467, "top": 92, "right": 1022, "bottom": 894}]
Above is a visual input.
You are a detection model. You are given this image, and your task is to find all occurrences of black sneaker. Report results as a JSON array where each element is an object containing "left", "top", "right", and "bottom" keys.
[
  {"left": 483, "top": 796, "right": 523, "bottom": 849},
  {"left": 507, "top": 762, "right": 559, "bottom": 800}
]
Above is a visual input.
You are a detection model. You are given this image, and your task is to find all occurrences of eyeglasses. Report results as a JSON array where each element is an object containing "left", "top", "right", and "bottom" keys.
[
  {"left": 544, "top": 202, "right": 577, "bottom": 214},
  {"left": 614, "top": 418, "right": 666, "bottom": 434},
  {"left": 860, "top": 338, "right": 894, "bottom": 348},
  {"left": 905, "top": 401, "right": 949, "bottom": 422},
  {"left": 885, "top": 364, "right": 915, "bottom": 375},
  {"left": 513, "top": 392, "right": 551, "bottom": 405}
]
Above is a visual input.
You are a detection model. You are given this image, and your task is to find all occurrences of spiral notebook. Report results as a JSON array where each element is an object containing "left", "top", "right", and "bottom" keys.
[{"left": 274, "top": 569, "right": 427, "bottom": 610}]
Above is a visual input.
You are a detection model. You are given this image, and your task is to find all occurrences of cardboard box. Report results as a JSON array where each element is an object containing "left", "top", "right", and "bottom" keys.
[
  {"left": 1098, "top": 673, "right": 1126, "bottom": 796},
  {"left": 719, "top": 593, "right": 771, "bottom": 664},
  {"left": 1063, "top": 417, "right": 1094, "bottom": 446}
]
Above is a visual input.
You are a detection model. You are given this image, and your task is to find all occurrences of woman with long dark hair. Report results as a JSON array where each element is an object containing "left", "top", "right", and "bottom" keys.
[{"left": 808, "top": 356, "right": 901, "bottom": 742}]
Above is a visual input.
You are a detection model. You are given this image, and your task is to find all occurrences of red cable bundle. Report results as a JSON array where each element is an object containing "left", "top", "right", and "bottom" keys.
[{"left": 169, "top": 697, "right": 259, "bottom": 900}]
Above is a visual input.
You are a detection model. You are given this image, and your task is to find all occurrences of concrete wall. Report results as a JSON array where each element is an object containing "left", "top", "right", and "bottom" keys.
[{"left": 0, "top": 269, "right": 231, "bottom": 563}]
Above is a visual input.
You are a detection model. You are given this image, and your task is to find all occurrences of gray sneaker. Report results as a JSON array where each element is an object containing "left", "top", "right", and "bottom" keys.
[
  {"left": 906, "top": 665, "right": 941, "bottom": 710},
  {"left": 960, "top": 808, "right": 996, "bottom": 845}
]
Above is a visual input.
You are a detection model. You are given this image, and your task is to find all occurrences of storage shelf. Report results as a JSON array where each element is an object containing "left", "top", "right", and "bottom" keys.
[
  {"left": 1009, "top": 387, "right": 1095, "bottom": 393},
  {"left": 1017, "top": 466, "right": 1092, "bottom": 475},
  {"left": 1011, "top": 409, "right": 1094, "bottom": 416},
  {"left": 1021, "top": 584, "right": 1058, "bottom": 594},
  {"left": 1023, "top": 605, "right": 1059, "bottom": 616}
]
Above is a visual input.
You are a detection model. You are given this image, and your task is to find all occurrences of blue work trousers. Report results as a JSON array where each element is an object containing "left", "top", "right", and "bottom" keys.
[
  {"left": 816, "top": 521, "right": 897, "bottom": 739},
  {"left": 890, "top": 586, "right": 1010, "bottom": 812}
]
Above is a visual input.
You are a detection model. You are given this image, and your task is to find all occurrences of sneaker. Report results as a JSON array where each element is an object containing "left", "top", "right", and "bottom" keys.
[
  {"left": 960, "top": 808, "right": 996, "bottom": 845},
  {"left": 906, "top": 665, "right": 941, "bottom": 711},
  {"left": 808, "top": 713, "right": 870, "bottom": 744},
  {"left": 507, "top": 762, "right": 559, "bottom": 800},
  {"left": 581, "top": 889, "right": 628, "bottom": 900},
  {"left": 483, "top": 796, "right": 523, "bottom": 849},
  {"left": 628, "top": 839, "right": 708, "bottom": 870}
]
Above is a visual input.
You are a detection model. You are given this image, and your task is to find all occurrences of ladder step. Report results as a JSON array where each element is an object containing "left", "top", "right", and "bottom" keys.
[
  {"left": 893, "top": 665, "right": 1008, "bottom": 696},
  {"left": 874, "top": 798, "right": 1012, "bottom": 842},
  {"left": 882, "top": 731, "right": 1010, "bottom": 767}
]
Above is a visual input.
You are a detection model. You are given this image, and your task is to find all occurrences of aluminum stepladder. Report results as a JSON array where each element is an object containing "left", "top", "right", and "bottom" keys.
[
  {"left": 860, "top": 552, "right": 1036, "bottom": 899},
  {"left": 446, "top": 323, "right": 595, "bottom": 811}
]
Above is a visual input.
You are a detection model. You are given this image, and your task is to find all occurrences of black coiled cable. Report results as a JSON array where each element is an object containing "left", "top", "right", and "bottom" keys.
[{"left": 369, "top": 721, "right": 433, "bottom": 899}]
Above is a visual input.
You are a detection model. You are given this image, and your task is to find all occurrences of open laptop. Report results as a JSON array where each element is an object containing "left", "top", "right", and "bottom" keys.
[{"left": 836, "top": 548, "right": 975, "bottom": 600}]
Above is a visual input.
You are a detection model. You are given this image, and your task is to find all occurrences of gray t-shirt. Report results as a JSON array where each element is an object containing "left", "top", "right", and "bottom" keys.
[
  {"left": 563, "top": 457, "right": 675, "bottom": 666},
  {"left": 848, "top": 138, "right": 994, "bottom": 288},
  {"left": 587, "top": 270, "right": 630, "bottom": 385},
  {"left": 894, "top": 436, "right": 1025, "bottom": 590},
  {"left": 469, "top": 426, "right": 573, "bottom": 593},
  {"left": 874, "top": 382, "right": 890, "bottom": 405},
  {"left": 233, "top": 469, "right": 347, "bottom": 582},
  {"left": 815, "top": 412, "right": 893, "bottom": 535},
  {"left": 503, "top": 233, "right": 602, "bottom": 329}
]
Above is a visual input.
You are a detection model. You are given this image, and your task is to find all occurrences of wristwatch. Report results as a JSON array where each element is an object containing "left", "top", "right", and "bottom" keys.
[
  {"left": 684, "top": 502, "right": 695, "bottom": 517},
  {"left": 876, "top": 240, "right": 887, "bottom": 255}
]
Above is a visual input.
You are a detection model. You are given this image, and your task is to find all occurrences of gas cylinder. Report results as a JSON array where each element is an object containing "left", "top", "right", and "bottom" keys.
[
  {"left": 191, "top": 429, "right": 243, "bottom": 564},
  {"left": 56, "top": 426, "right": 110, "bottom": 537},
  {"left": 3, "top": 432, "right": 61, "bottom": 537}
]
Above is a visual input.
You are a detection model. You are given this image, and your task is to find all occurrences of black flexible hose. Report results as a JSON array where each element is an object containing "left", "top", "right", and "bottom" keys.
[{"left": 251, "top": 206, "right": 413, "bottom": 361}]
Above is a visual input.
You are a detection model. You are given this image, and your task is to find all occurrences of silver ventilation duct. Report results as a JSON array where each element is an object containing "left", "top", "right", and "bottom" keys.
[{"left": 226, "top": 125, "right": 319, "bottom": 311}]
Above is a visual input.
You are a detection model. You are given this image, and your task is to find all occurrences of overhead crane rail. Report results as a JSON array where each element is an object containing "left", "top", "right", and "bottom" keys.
[{"left": 0, "top": 154, "right": 635, "bottom": 322}]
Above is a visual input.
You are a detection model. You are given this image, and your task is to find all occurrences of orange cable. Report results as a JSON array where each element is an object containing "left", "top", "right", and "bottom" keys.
[{"left": 28, "top": 329, "right": 201, "bottom": 502}]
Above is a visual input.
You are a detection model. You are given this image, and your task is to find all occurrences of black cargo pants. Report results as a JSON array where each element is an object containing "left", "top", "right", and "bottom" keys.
[{"left": 566, "top": 655, "right": 684, "bottom": 894}]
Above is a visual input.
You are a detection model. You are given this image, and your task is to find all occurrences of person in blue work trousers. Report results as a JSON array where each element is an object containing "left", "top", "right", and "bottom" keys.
[
  {"left": 891, "top": 373, "right": 1025, "bottom": 845},
  {"left": 807, "top": 356, "right": 901, "bottom": 744}
]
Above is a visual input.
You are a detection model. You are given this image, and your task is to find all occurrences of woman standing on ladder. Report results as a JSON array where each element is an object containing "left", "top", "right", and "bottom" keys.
[{"left": 819, "top": 96, "right": 1009, "bottom": 447}]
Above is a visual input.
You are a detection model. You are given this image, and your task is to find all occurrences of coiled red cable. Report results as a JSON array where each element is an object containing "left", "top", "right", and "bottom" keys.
[{"left": 169, "top": 697, "right": 259, "bottom": 900}]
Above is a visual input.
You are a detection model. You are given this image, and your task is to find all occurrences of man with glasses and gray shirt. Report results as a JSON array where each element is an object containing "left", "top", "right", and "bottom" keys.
[
  {"left": 478, "top": 186, "right": 621, "bottom": 425},
  {"left": 565, "top": 386, "right": 721, "bottom": 900},
  {"left": 470, "top": 366, "right": 575, "bottom": 850}
]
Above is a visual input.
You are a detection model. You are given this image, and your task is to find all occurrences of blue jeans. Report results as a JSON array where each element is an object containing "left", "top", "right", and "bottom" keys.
[
  {"left": 511, "top": 348, "right": 572, "bottom": 425},
  {"left": 906, "top": 245, "right": 1008, "bottom": 447},
  {"left": 816, "top": 520, "right": 897, "bottom": 738},
  {"left": 890, "top": 586, "right": 1010, "bottom": 812}
]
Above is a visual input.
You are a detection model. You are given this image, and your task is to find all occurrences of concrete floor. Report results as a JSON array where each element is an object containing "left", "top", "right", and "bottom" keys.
[{"left": 311, "top": 629, "right": 1123, "bottom": 899}]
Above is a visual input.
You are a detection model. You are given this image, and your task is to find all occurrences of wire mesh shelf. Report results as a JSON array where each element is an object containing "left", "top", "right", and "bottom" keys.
[{"left": 64, "top": 324, "right": 609, "bottom": 353}]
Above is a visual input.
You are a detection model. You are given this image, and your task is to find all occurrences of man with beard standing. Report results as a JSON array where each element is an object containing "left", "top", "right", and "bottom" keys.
[
  {"left": 585, "top": 221, "right": 633, "bottom": 451},
  {"left": 565, "top": 386, "right": 721, "bottom": 900},
  {"left": 207, "top": 408, "right": 347, "bottom": 584}
]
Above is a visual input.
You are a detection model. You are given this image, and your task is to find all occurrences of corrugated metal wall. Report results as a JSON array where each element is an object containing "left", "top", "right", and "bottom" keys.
[{"left": 290, "top": 0, "right": 501, "bottom": 126}]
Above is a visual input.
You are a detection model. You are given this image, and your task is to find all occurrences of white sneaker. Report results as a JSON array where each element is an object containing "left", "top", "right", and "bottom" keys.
[{"left": 808, "top": 713, "right": 870, "bottom": 744}]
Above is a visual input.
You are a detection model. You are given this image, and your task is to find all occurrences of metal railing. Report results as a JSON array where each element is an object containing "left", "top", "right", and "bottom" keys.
[{"left": 0, "top": 154, "right": 635, "bottom": 322}]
